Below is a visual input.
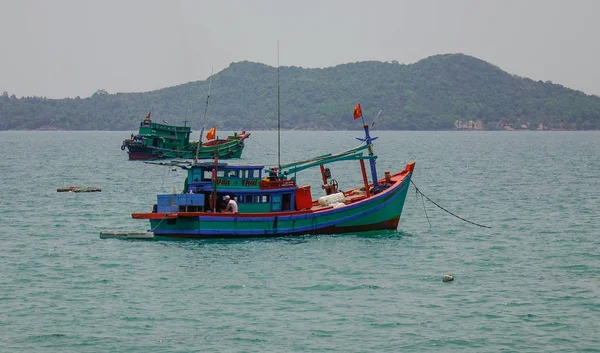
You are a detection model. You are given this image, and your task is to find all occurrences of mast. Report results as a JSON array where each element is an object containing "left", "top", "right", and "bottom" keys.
[
  {"left": 195, "top": 67, "right": 214, "bottom": 163},
  {"left": 211, "top": 147, "right": 218, "bottom": 212},
  {"left": 277, "top": 41, "right": 281, "bottom": 171},
  {"left": 355, "top": 105, "right": 379, "bottom": 187},
  {"left": 363, "top": 124, "right": 379, "bottom": 187}
]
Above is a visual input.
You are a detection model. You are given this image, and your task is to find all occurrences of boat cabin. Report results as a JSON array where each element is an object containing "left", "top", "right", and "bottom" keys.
[
  {"left": 151, "top": 138, "right": 382, "bottom": 216},
  {"left": 137, "top": 120, "right": 192, "bottom": 151},
  {"left": 155, "top": 162, "right": 312, "bottom": 214}
]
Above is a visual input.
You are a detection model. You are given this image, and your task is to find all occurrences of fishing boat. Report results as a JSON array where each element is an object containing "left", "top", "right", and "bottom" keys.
[
  {"left": 121, "top": 113, "right": 250, "bottom": 160},
  {"left": 131, "top": 117, "right": 415, "bottom": 239}
]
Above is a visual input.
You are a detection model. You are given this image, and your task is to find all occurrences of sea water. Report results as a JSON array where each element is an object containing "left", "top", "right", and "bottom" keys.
[{"left": 0, "top": 131, "right": 598, "bottom": 352}]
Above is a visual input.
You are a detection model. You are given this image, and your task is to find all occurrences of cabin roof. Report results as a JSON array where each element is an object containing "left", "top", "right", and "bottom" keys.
[{"left": 192, "top": 162, "right": 264, "bottom": 170}]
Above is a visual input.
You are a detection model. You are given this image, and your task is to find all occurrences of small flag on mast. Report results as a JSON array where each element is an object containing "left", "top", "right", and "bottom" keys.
[
  {"left": 353, "top": 104, "right": 362, "bottom": 120},
  {"left": 144, "top": 111, "right": 151, "bottom": 120},
  {"left": 206, "top": 126, "right": 216, "bottom": 140}
]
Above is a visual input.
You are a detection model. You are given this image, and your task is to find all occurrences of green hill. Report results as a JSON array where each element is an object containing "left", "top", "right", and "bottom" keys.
[{"left": 2, "top": 53, "right": 600, "bottom": 130}]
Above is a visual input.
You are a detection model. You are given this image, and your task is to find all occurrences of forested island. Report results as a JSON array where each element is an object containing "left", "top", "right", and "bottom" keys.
[{"left": 1, "top": 53, "right": 600, "bottom": 131}]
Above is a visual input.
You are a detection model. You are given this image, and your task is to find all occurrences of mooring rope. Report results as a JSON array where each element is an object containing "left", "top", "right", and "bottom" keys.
[
  {"left": 150, "top": 217, "right": 166, "bottom": 232},
  {"left": 410, "top": 180, "right": 491, "bottom": 229}
]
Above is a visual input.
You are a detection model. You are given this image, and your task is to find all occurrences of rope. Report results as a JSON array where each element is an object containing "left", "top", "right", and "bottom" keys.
[
  {"left": 150, "top": 217, "right": 166, "bottom": 232},
  {"left": 410, "top": 180, "right": 491, "bottom": 229},
  {"left": 419, "top": 189, "right": 432, "bottom": 228},
  {"left": 248, "top": 136, "right": 278, "bottom": 155}
]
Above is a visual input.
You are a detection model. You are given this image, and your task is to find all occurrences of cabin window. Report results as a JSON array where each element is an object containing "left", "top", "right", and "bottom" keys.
[
  {"left": 282, "top": 193, "right": 292, "bottom": 211},
  {"left": 228, "top": 170, "right": 238, "bottom": 177},
  {"left": 191, "top": 170, "right": 202, "bottom": 182},
  {"left": 240, "top": 170, "right": 249, "bottom": 178},
  {"left": 253, "top": 170, "right": 261, "bottom": 178},
  {"left": 201, "top": 169, "right": 224, "bottom": 180},
  {"left": 244, "top": 195, "right": 270, "bottom": 203}
]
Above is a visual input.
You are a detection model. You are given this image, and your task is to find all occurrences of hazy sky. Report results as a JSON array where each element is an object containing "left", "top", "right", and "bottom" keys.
[{"left": 1, "top": 0, "right": 598, "bottom": 98}]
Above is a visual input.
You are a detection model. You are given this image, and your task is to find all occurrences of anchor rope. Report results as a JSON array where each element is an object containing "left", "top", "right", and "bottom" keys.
[
  {"left": 410, "top": 180, "right": 491, "bottom": 229},
  {"left": 150, "top": 218, "right": 166, "bottom": 232}
]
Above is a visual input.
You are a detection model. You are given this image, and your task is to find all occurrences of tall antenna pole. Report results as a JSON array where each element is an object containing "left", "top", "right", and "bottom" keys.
[
  {"left": 195, "top": 67, "right": 214, "bottom": 163},
  {"left": 277, "top": 41, "right": 281, "bottom": 170}
]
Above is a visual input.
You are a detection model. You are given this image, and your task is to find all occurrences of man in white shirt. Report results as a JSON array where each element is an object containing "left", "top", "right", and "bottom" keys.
[{"left": 224, "top": 195, "right": 238, "bottom": 213}]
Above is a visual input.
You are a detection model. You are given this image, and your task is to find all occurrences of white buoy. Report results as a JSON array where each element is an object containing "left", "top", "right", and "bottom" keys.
[
  {"left": 442, "top": 274, "right": 454, "bottom": 282},
  {"left": 100, "top": 231, "right": 154, "bottom": 240}
]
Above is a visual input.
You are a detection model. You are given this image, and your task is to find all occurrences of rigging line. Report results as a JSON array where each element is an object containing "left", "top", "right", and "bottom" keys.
[
  {"left": 196, "top": 67, "right": 214, "bottom": 162},
  {"left": 410, "top": 180, "right": 492, "bottom": 229},
  {"left": 248, "top": 136, "right": 278, "bottom": 155},
  {"left": 278, "top": 143, "right": 368, "bottom": 169}
]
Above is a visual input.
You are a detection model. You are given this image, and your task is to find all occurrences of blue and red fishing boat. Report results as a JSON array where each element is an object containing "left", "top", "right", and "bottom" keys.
[{"left": 132, "top": 113, "right": 415, "bottom": 239}]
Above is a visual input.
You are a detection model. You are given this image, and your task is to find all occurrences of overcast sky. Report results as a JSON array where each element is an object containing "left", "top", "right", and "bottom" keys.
[{"left": 1, "top": 0, "right": 598, "bottom": 98}]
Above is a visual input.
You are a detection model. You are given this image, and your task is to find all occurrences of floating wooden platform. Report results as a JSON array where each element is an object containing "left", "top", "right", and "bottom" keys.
[
  {"left": 99, "top": 231, "right": 154, "bottom": 239},
  {"left": 57, "top": 187, "right": 101, "bottom": 192}
]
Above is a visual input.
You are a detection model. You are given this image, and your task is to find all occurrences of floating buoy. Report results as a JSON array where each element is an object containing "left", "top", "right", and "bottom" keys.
[
  {"left": 442, "top": 274, "right": 454, "bottom": 282},
  {"left": 57, "top": 186, "right": 101, "bottom": 192},
  {"left": 100, "top": 231, "right": 154, "bottom": 239}
]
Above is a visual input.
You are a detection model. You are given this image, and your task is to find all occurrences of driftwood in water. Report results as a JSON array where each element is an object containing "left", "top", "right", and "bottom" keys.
[{"left": 57, "top": 186, "right": 101, "bottom": 193}]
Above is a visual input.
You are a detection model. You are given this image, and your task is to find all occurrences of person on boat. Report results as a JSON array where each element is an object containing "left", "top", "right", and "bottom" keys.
[
  {"left": 268, "top": 169, "right": 278, "bottom": 181},
  {"left": 224, "top": 195, "right": 238, "bottom": 213}
]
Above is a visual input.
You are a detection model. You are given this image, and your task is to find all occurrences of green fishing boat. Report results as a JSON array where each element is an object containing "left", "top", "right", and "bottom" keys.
[{"left": 121, "top": 113, "right": 250, "bottom": 160}]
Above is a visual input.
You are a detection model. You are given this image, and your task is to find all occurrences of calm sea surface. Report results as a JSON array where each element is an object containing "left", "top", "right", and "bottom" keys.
[{"left": 0, "top": 131, "right": 598, "bottom": 352}]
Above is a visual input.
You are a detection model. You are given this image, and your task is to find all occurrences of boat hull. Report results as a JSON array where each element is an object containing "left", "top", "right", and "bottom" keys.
[
  {"left": 126, "top": 135, "right": 248, "bottom": 160},
  {"left": 135, "top": 166, "right": 413, "bottom": 239}
]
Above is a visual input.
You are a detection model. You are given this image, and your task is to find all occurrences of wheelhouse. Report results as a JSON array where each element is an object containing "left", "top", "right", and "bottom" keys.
[
  {"left": 137, "top": 120, "right": 192, "bottom": 151},
  {"left": 155, "top": 162, "right": 305, "bottom": 214}
]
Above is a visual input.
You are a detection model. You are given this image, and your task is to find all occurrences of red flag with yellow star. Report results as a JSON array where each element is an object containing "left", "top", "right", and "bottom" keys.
[
  {"left": 206, "top": 126, "right": 216, "bottom": 140},
  {"left": 353, "top": 104, "right": 362, "bottom": 120}
]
